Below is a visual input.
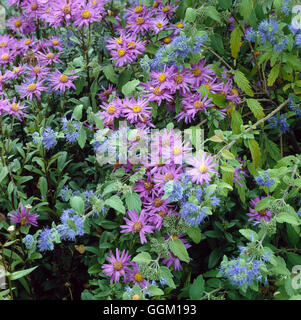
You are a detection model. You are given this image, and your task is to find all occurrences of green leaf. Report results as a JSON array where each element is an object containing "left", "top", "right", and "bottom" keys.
[
  {"left": 184, "top": 7, "right": 196, "bottom": 22},
  {"left": 233, "top": 70, "right": 254, "bottom": 97},
  {"left": 206, "top": 6, "right": 221, "bottom": 23},
  {"left": 208, "top": 248, "right": 223, "bottom": 269},
  {"left": 169, "top": 238, "right": 190, "bottom": 263},
  {"left": 125, "top": 193, "right": 142, "bottom": 212},
  {"left": 267, "top": 64, "right": 280, "bottom": 87},
  {"left": 70, "top": 196, "right": 85, "bottom": 215},
  {"left": 231, "top": 110, "right": 243, "bottom": 134},
  {"left": 148, "top": 285, "right": 164, "bottom": 296},
  {"left": 221, "top": 149, "right": 235, "bottom": 160},
  {"left": 0, "top": 166, "right": 8, "bottom": 183},
  {"left": 105, "top": 195, "right": 125, "bottom": 214},
  {"left": 248, "top": 138, "right": 261, "bottom": 169},
  {"left": 246, "top": 99, "right": 265, "bottom": 120},
  {"left": 240, "top": 0, "right": 253, "bottom": 20},
  {"left": 73, "top": 104, "right": 83, "bottom": 121},
  {"left": 77, "top": 126, "right": 87, "bottom": 149},
  {"left": 239, "top": 229, "right": 258, "bottom": 241},
  {"left": 39, "top": 177, "right": 48, "bottom": 199},
  {"left": 102, "top": 64, "right": 117, "bottom": 84},
  {"left": 9, "top": 266, "right": 38, "bottom": 281},
  {"left": 121, "top": 79, "right": 140, "bottom": 97},
  {"left": 276, "top": 212, "right": 300, "bottom": 226},
  {"left": 189, "top": 275, "right": 205, "bottom": 300},
  {"left": 186, "top": 225, "right": 202, "bottom": 244},
  {"left": 230, "top": 27, "right": 243, "bottom": 59},
  {"left": 132, "top": 252, "right": 152, "bottom": 265}
]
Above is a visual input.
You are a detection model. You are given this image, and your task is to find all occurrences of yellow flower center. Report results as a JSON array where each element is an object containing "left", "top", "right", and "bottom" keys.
[
  {"left": 81, "top": 10, "right": 91, "bottom": 19},
  {"left": 103, "top": 90, "right": 110, "bottom": 97},
  {"left": 153, "top": 1, "right": 159, "bottom": 8},
  {"left": 133, "top": 221, "right": 142, "bottom": 231},
  {"left": 113, "top": 261, "right": 123, "bottom": 271},
  {"left": 173, "top": 147, "right": 182, "bottom": 155},
  {"left": 199, "top": 165, "right": 207, "bottom": 173},
  {"left": 176, "top": 23, "right": 184, "bottom": 29},
  {"left": 154, "top": 87, "right": 164, "bottom": 96},
  {"left": 1, "top": 54, "right": 9, "bottom": 61},
  {"left": 144, "top": 182, "right": 153, "bottom": 190},
  {"left": 163, "top": 173, "right": 174, "bottom": 182},
  {"left": 132, "top": 105, "right": 141, "bottom": 113},
  {"left": 232, "top": 88, "right": 238, "bottom": 95},
  {"left": 192, "top": 67, "right": 202, "bottom": 76},
  {"left": 14, "top": 20, "right": 22, "bottom": 27},
  {"left": 163, "top": 37, "right": 171, "bottom": 44},
  {"left": 27, "top": 83, "right": 37, "bottom": 92},
  {"left": 204, "top": 84, "right": 211, "bottom": 90},
  {"left": 116, "top": 37, "right": 122, "bottom": 44},
  {"left": 172, "top": 235, "right": 178, "bottom": 240},
  {"left": 14, "top": 67, "right": 20, "bottom": 73},
  {"left": 259, "top": 209, "right": 267, "bottom": 216},
  {"left": 156, "top": 22, "right": 163, "bottom": 28},
  {"left": 11, "top": 103, "right": 19, "bottom": 112},
  {"left": 174, "top": 74, "right": 183, "bottom": 84},
  {"left": 33, "top": 66, "right": 41, "bottom": 73},
  {"left": 118, "top": 48, "right": 126, "bottom": 57},
  {"left": 194, "top": 101, "right": 203, "bottom": 109},
  {"left": 158, "top": 74, "right": 166, "bottom": 82},
  {"left": 158, "top": 210, "right": 167, "bottom": 218},
  {"left": 62, "top": 5, "right": 71, "bottom": 14},
  {"left": 154, "top": 198, "right": 163, "bottom": 207},
  {"left": 107, "top": 106, "right": 116, "bottom": 114},
  {"left": 134, "top": 272, "right": 143, "bottom": 282},
  {"left": 46, "top": 52, "right": 54, "bottom": 59},
  {"left": 25, "top": 39, "right": 32, "bottom": 45},
  {"left": 162, "top": 6, "right": 170, "bottom": 12},
  {"left": 52, "top": 40, "right": 59, "bottom": 46},
  {"left": 31, "top": 3, "right": 38, "bottom": 10},
  {"left": 134, "top": 6, "right": 143, "bottom": 13},
  {"left": 59, "top": 75, "right": 69, "bottom": 83},
  {"left": 136, "top": 17, "right": 145, "bottom": 25},
  {"left": 92, "top": 0, "right": 97, "bottom": 5},
  {"left": 127, "top": 41, "right": 136, "bottom": 48},
  {"left": 221, "top": 90, "right": 227, "bottom": 97},
  {"left": 0, "top": 41, "right": 7, "bottom": 47},
  {"left": 20, "top": 217, "right": 28, "bottom": 225},
  {"left": 132, "top": 294, "right": 141, "bottom": 300}
]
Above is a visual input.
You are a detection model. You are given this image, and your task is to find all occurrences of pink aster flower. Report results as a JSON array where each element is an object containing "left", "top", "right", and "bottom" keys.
[
  {"left": 122, "top": 97, "right": 151, "bottom": 124},
  {"left": 151, "top": 15, "right": 169, "bottom": 34},
  {"left": 153, "top": 164, "right": 183, "bottom": 192},
  {"left": 149, "top": 65, "right": 177, "bottom": 91},
  {"left": 134, "top": 173, "right": 161, "bottom": 200},
  {"left": 125, "top": 4, "right": 149, "bottom": 20},
  {"left": 0, "top": 35, "right": 15, "bottom": 50},
  {"left": 36, "top": 50, "right": 62, "bottom": 66},
  {"left": 143, "top": 197, "right": 172, "bottom": 216},
  {"left": 21, "top": 0, "right": 45, "bottom": 20},
  {"left": 219, "top": 79, "right": 241, "bottom": 104},
  {"left": 97, "top": 84, "right": 118, "bottom": 102},
  {"left": 0, "top": 49, "right": 15, "bottom": 66},
  {"left": 157, "top": 2, "right": 177, "bottom": 18},
  {"left": 98, "top": 99, "right": 122, "bottom": 127},
  {"left": 110, "top": 46, "right": 133, "bottom": 67},
  {"left": 189, "top": 61, "right": 216, "bottom": 89},
  {"left": 125, "top": 12, "right": 153, "bottom": 35},
  {"left": 168, "top": 20, "right": 185, "bottom": 35},
  {"left": 25, "top": 64, "right": 50, "bottom": 80},
  {"left": 125, "top": 263, "right": 148, "bottom": 288},
  {"left": 8, "top": 204, "right": 39, "bottom": 227},
  {"left": 17, "top": 80, "right": 47, "bottom": 101},
  {"left": 47, "top": 36, "right": 64, "bottom": 51},
  {"left": 175, "top": 93, "right": 215, "bottom": 124},
  {"left": 247, "top": 196, "right": 274, "bottom": 224},
  {"left": 185, "top": 152, "right": 218, "bottom": 185},
  {"left": 49, "top": 70, "right": 78, "bottom": 92},
  {"left": 49, "top": 0, "right": 79, "bottom": 26},
  {"left": 120, "top": 209, "right": 154, "bottom": 244},
  {"left": 142, "top": 83, "right": 173, "bottom": 105},
  {"left": 7, "top": 15, "right": 26, "bottom": 33},
  {"left": 73, "top": 2, "right": 101, "bottom": 28},
  {"left": 170, "top": 67, "right": 193, "bottom": 94},
  {"left": 3, "top": 98, "right": 27, "bottom": 121},
  {"left": 102, "top": 248, "right": 131, "bottom": 283}
]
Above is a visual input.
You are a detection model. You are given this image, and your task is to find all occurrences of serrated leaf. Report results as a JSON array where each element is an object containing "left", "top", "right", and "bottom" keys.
[
  {"left": 121, "top": 79, "right": 140, "bottom": 97},
  {"left": 132, "top": 252, "right": 152, "bottom": 265},
  {"left": 230, "top": 27, "right": 243, "bottom": 59},
  {"left": 246, "top": 99, "right": 265, "bottom": 120},
  {"left": 248, "top": 138, "right": 261, "bottom": 169},
  {"left": 125, "top": 193, "right": 142, "bottom": 212},
  {"left": 233, "top": 70, "right": 254, "bottom": 96},
  {"left": 169, "top": 238, "right": 190, "bottom": 263},
  {"left": 189, "top": 275, "right": 205, "bottom": 300},
  {"left": 102, "top": 64, "right": 117, "bottom": 84},
  {"left": 70, "top": 196, "right": 85, "bottom": 214},
  {"left": 105, "top": 195, "right": 125, "bottom": 214},
  {"left": 239, "top": 229, "right": 258, "bottom": 241},
  {"left": 267, "top": 64, "right": 280, "bottom": 87}
]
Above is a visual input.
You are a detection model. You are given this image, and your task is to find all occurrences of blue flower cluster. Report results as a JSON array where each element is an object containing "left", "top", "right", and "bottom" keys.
[
  {"left": 268, "top": 114, "right": 290, "bottom": 133},
  {"left": 254, "top": 170, "right": 275, "bottom": 187},
  {"left": 57, "top": 208, "right": 86, "bottom": 241},
  {"left": 42, "top": 127, "right": 57, "bottom": 151},
  {"left": 148, "top": 34, "right": 208, "bottom": 71},
  {"left": 258, "top": 19, "right": 279, "bottom": 45},
  {"left": 289, "top": 97, "right": 301, "bottom": 117},
  {"left": 23, "top": 234, "right": 35, "bottom": 250},
  {"left": 220, "top": 256, "right": 268, "bottom": 289},
  {"left": 37, "top": 227, "right": 56, "bottom": 252},
  {"left": 62, "top": 117, "right": 81, "bottom": 143},
  {"left": 163, "top": 177, "right": 220, "bottom": 226}
]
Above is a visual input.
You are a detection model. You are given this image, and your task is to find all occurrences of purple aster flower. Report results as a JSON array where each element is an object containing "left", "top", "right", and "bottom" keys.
[
  {"left": 102, "top": 248, "right": 131, "bottom": 283},
  {"left": 49, "top": 70, "right": 78, "bottom": 92},
  {"left": 17, "top": 80, "right": 47, "bottom": 100},
  {"left": 120, "top": 209, "right": 154, "bottom": 244},
  {"left": 247, "top": 196, "right": 274, "bottom": 223},
  {"left": 8, "top": 204, "right": 39, "bottom": 227}
]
